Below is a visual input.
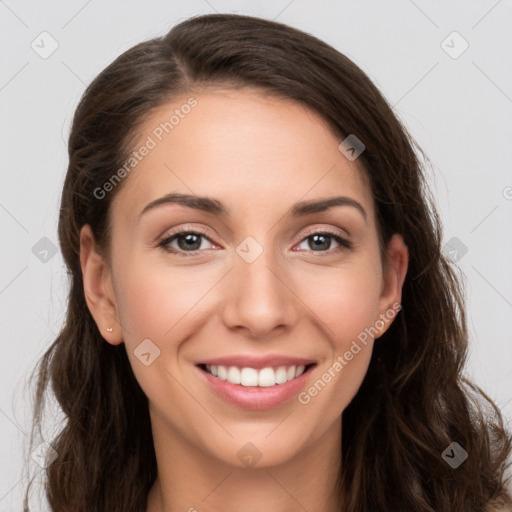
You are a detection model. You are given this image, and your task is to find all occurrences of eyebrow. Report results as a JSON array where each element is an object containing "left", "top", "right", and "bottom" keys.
[{"left": 139, "top": 192, "right": 368, "bottom": 223}]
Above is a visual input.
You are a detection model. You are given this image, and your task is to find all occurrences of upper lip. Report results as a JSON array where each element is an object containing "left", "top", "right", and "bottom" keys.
[{"left": 196, "top": 354, "right": 316, "bottom": 370}]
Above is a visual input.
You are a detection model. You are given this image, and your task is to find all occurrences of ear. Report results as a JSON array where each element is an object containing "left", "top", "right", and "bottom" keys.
[
  {"left": 375, "top": 233, "right": 409, "bottom": 339},
  {"left": 79, "top": 224, "right": 123, "bottom": 346}
]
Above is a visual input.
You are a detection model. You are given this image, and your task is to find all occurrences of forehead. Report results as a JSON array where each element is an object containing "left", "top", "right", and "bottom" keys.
[{"left": 111, "top": 89, "right": 375, "bottom": 225}]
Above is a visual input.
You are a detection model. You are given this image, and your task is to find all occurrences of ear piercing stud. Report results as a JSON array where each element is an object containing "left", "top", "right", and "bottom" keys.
[{"left": 106, "top": 327, "right": 113, "bottom": 333}]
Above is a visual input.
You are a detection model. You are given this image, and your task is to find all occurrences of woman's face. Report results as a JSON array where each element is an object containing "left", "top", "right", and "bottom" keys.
[{"left": 81, "top": 88, "right": 408, "bottom": 469}]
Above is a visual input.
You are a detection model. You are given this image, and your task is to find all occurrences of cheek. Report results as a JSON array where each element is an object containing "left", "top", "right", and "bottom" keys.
[
  {"left": 114, "top": 261, "right": 221, "bottom": 344},
  {"left": 112, "top": 264, "right": 219, "bottom": 397},
  {"left": 292, "top": 254, "right": 382, "bottom": 409},
  {"left": 293, "top": 255, "right": 383, "bottom": 342},
  {"left": 298, "top": 315, "right": 376, "bottom": 422},
  {"left": 297, "top": 332, "right": 375, "bottom": 431}
]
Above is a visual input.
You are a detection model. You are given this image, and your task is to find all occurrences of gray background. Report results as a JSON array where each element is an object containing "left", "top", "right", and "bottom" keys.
[{"left": 1, "top": 0, "right": 511, "bottom": 509}]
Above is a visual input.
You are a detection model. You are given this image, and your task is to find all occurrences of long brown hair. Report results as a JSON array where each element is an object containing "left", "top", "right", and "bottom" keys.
[{"left": 24, "top": 13, "right": 512, "bottom": 512}]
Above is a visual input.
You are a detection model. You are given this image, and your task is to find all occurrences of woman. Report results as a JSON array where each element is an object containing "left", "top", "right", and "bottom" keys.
[{"left": 24, "top": 13, "right": 512, "bottom": 512}]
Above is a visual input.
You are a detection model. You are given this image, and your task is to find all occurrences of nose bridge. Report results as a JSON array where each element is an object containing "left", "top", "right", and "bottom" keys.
[{"left": 221, "top": 235, "right": 298, "bottom": 337}]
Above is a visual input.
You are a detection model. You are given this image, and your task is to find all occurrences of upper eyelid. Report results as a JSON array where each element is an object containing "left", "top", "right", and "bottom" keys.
[
  {"left": 299, "top": 225, "right": 349, "bottom": 239},
  {"left": 160, "top": 224, "right": 210, "bottom": 238}
]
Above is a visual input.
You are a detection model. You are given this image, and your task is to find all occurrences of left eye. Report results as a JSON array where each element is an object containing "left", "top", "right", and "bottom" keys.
[
  {"left": 159, "top": 231, "right": 214, "bottom": 253},
  {"left": 158, "top": 230, "right": 352, "bottom": 256}
]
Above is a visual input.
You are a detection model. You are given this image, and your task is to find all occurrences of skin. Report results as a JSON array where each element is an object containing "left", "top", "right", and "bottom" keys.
[{"left": 80, "top": 88, "right": 408, "bottom": 512}]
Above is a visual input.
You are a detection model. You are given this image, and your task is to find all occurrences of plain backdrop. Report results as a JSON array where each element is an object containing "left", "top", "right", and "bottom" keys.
[{"left": 1, "top": 1, "right": 511, "bottom": 510}]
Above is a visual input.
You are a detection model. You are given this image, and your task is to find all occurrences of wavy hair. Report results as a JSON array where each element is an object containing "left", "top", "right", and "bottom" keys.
[{"left": 24, "top": 13, "right": 512, "bottom": 512}]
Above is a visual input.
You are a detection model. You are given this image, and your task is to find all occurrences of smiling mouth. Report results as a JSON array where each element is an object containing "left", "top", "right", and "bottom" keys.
[{"left": 197, "top": 363, "right": 316, "bottom": 388}]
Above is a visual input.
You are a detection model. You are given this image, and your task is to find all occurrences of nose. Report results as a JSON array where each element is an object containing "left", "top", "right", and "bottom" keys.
[{"left": 220, "top": 246, "right": 300, "bottom": 339}]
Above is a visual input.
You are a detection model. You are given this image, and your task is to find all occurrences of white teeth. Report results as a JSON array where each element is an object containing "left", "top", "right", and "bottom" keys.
[
  {"left": 275, "top": 366, "right": 288, "bottom": 384},
  {"left": 227, "top": 366, "right": 241, "bottom": 385},
  {"left": 258, "top": 367, "right": 275, "bottom": 387},
  {"left": 204, "top": 364, "right": 309, "bottom": 387},
  {"left": 240, "top": 367, "right": 258, "bottom": 386},
  {"left": 217, "top": 365, "right": 227, "bottom": 381}
]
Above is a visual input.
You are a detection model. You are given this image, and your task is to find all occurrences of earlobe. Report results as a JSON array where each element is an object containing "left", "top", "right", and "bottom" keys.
[
  {"left": 375, "top": 233, "right": 409, "bottom": 338},
  {"left": 79, "top": 224, "right": 123, "bottom": 346}
]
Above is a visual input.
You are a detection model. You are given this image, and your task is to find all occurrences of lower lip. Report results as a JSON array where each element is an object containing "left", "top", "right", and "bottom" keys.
[{"left": 197, "top": 365, "right": 315, "bottom": 410}]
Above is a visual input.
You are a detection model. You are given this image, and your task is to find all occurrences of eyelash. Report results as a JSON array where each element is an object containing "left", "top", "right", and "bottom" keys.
[{"left": 157, "top": 227, "right": 353, "bottom": 257}]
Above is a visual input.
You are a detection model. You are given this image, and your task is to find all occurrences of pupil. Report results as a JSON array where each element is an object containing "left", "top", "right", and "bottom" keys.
[
  {"left": 179, "top": 233, "right": 201, "bottom": 250},
  {"left": 310, "top": 234, "right": 330, "bottom": 251}
]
